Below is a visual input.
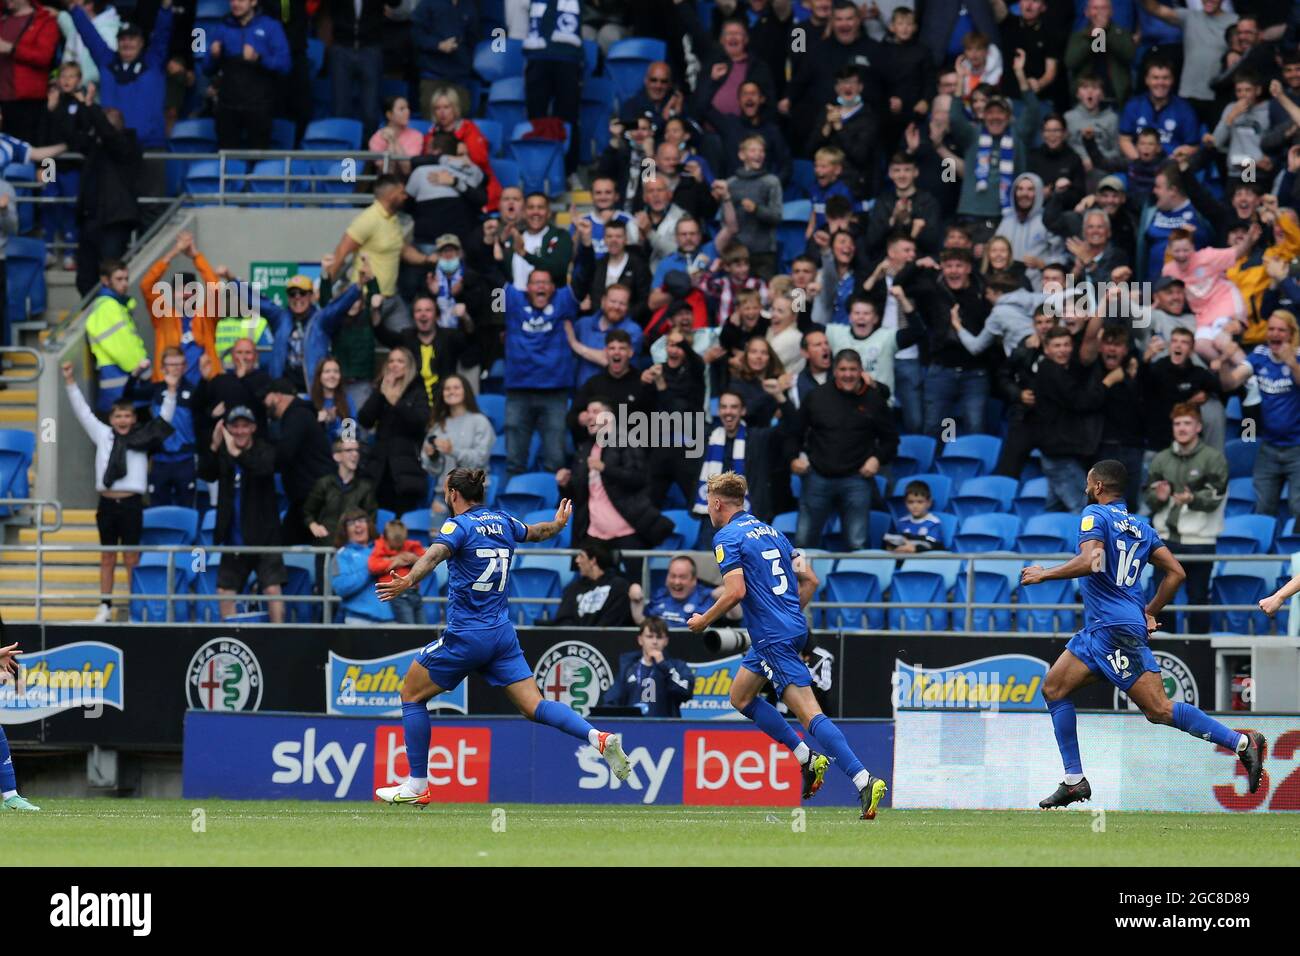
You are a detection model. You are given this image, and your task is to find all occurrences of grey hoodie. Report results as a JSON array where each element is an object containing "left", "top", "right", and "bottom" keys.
[
  {"left": 726, "top": 166, "right": 782, "bottom": 255},
  {"left": 994, "top": 172, "right": 1063, "bottom": 291},
  {"left": 956, "top": 288, "right": 1042, "bottom": 358}
]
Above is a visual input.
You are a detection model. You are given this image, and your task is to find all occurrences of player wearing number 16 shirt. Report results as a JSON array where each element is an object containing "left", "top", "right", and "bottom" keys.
[
  {"left": 687, "top": 472, "right": 889, "bottom": 820},
  {"left": 373, "top": 467, "right": 631, "bottom": 806},
  {"left": 1020, "top": 459, "right": 1264, "bottom": 809}
]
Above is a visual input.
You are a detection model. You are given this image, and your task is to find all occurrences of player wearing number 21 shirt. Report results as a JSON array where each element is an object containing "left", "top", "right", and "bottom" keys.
[
  {"left": 373, "top": 467, "right": 631, "bottom": 806},
  {"left": 687, "top": 471, "right": 888, "bottom": 820},
  {"left": 1020, "top": 459, "right": 1264, "bottom": 809}
]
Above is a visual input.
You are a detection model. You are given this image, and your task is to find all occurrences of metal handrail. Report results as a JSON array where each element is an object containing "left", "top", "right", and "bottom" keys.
[
  {"left": 0, "top": 347, "right": 43, "bottom": 382},
  {"left": 0, "top": 498, "right": 64, "bottom": 619},
  {"left": 3, "top": 542, "right": 1292, "bottom": 630}
]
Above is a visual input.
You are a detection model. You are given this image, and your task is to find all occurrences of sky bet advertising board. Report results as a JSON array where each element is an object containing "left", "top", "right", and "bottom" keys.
[{"left": 183, "top": 712, "right": 894, "bottom": 807}]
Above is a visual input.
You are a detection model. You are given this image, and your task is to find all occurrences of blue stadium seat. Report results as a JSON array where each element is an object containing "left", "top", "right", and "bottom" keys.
[
  {"left": 303, "top": 118, "right": 364, "bottom": 152},
  {"left": 605, "top": 38, "right": 667, "bottom": 101},
  {"left": 415, "top": 561, "right": 449, "bottom": 624},
  {"left": 497, "top": 491, "right": 546, "bottom": 516},
  {"left": 662, "top": 509, "right": 698, "bottom": 546},
  {"left": 5, "top": 237, "right": 47, "bottom": 323},
  {"left": 306, "top": 37, "right": 325, "bottom": 76},
  {"left": 867, "top": 510, "right": 891, "bottom": 549},
  {"left": 509, "top": 127, "right": 566, "bottom": 194},
  {"left": 407, "top": 118, "right": 432, "bottom": 137},
  {"left": 507, "top": 566, "right": 562, "bottom": 624},
  {"left": 1013, "top": 476, "right": 1048, "bottom": 519},
  {"left": 517, "top": 552, "right": 576, "bottom": 590},
  {"left": 375, "top": 509, "right": 395, "bottom": 531},
  {"left": 520, "top": 509, "right": 571, "bottom": 549},
  {"left": 951, "top": 475, "right": 1018, "bottom": 519},
  {"left": 282, "top": 552, "right": 319, "bottom": 624},
  {"left": 935, "top": 434, "right": 1002, "bottom": 483},
  {"left": 788, "top": 158, "right": 816, "bottom": 201},
  {"left": 492, "top": 156, "right": 521, "bottom": 190},
  {"left": 130, "top": 552, "right": 192, "bottom": 622},
  {"left": 1016, "top": 512, "right": 1077, "bottom": 555},
  {"left": 473, "top": 38, "right": 524, "bottom": 84},
  {"left": 184, "top": 159, "right": 248, "bottom": 197},
  {"left": 312, "top": 159, "right": 359, "bottom": 200},
  {"left": 170, "top": 117, "right": 217, "bottom": 149},
  {"left": 478, "top": 392, "right": 506, "bottom": 433},
  {"left": 933, "top": 511, "right": 958, "bottom": 549},
  {"left": 0, "top": 429, "right": 35, "bottom": 503},
  {"left": 1015, "top": 577, "right": 1076, "bottom": 633},
  {"left": 953, "top": 557, "right": 1022, "bottom": 631},
  {"left": 1211, "top": 561, "right": 1279, "bottom": 634},
  {"left": 486, "top": 77, "right": 528, "bottom": 135},
  {"left": 198, "top": 509, "right": 217, "bottom": 547},
  {"left": 822, "top": 569, "right": 885, "bottom": 630},
  {"left": 1225, "top": 476, "right": 1256, "bottom": 518},
  {"left": 773, "top": 511, "right": 798, "bottom": 539},
  {"left": 578, "top": 78, "right": 614, "bottom": 163},
  {"left": 475, "top": 117, "right": 504, "bottom": 158},
  {"left": 505, "top": 472, "right": 559, "bottom": 510},
  {"left": 489, "top": 431, "right": 507, "bottom": 465},
  {"left": 269, "top": 118, "right": 297, "bottom": 151},
  {"left": 1217, "top": 514, "right": 1275, "bottom": 555},
  {"left": 888, "top": 558, "right": 957, "bottom": 630},
  {"left": 887, "top": 473, "right": 951, "bottom": 520},
  {"left": 954, "top": 513, "right": 1021, "bottom": 552},
  {"left": 141, "top": 506, "right": 199, "bottom": 547},
  {"left": 892, "top": 434, "right": 936, "bottom": 479},
  {"left": 1224, "top": 439, "right": 1258, "bottom": 480},
  {"left": 1275, "top": 516, "right": 1300, "bottom": 555},
  {"left": 583, "top": 38, "right": 599, "bottom": 77},
  {"left": 196, "top": 0, "right": 227, "bottom": 18},
  {"left": 398, "top": 509, "right": 434, "bottom": 546},
  {"left": 777, "top": 200, "right": 811, "bottom": 269}
]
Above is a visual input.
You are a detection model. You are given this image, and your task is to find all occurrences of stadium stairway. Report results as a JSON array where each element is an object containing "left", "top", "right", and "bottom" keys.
[{"left": 0, "top": 508, "right": 125, "bottom": 621}]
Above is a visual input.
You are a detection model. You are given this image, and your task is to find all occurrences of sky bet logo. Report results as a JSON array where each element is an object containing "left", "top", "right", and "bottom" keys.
[{"left": 50, "top": 887, "right": 151, "bottom": 936}]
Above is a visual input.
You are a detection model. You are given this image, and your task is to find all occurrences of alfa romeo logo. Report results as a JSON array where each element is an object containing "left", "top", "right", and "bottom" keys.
[
  {"left": 1115, "top": 651, "right": 1198, "bottom": 710},
  {"left": 187, "top": 638, "right": 264, "bottom": 712},
  {"left": 533, "top": 641, "right": 612, "bottom": 717}
]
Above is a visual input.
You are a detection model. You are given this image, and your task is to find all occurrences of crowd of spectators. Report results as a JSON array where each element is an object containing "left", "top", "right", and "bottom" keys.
[{"left": 49, "top": 0, "right": 1300, "bottom": 628}]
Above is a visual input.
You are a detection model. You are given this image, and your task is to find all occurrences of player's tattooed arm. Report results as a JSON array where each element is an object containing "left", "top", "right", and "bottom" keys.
[
  {"left": 525, "top": 499, "right": 573, "bottom": 542},
  {"left": 376, "top": 543, "right": 451, "bottom": 600},
  {"left": 1020, "top": 539, "right": 1103, "bottom": 586},
  {"left": 688, "top": 569, "right": 746, "bottom": 632}
]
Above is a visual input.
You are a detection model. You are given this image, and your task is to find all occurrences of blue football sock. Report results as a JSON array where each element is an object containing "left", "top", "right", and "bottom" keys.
[
  {"left": 401, "top": 701, "right": 430, "bottom": 779},
  {"left": 534, "top": 699, "right": 597, "bottom": 743},
  {"left": 1047, "top": 699, "right": 1083, "bottom": 776},
  {"left": 740, "top": 698, "right": 803, "bottom": 752},
  {"left": 0, "top": 724, "right": 18, "bottom": 793},
  {"left": 1172, "top": 702, "right": 1243, "bottom": 751},
  {"left": 807, "top": 713, "right": 866, "bottom": 782}
]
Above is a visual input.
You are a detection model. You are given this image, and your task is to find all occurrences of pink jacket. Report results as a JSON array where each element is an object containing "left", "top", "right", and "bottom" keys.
[{"left": 1162, "top": 247, "right": 1244, "bottom": 326}]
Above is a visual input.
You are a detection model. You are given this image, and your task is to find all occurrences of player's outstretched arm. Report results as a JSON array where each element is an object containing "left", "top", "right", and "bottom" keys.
[
  {"left": 1260, "top": 572, "right": 1300, "bottom": 617},
  {"left": 525, "top": 499, "right": 573, "bottom": 542},
  {"left": 376, "top": 543, "right": 451, "bottom": 601},
  {"left": 688, "top": 569, "right": 746, "bottom": 632},
  {"left": 1143, "top": 546, "right": 1186, "bottom": 630},
  {"left": 1020, "top": 539, "right": 1102, "bottom": 586}
]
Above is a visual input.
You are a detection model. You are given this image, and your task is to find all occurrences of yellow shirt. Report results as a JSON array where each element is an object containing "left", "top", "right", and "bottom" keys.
[{"left": 345, "top": 201, "right": 404, "bottom": 296}]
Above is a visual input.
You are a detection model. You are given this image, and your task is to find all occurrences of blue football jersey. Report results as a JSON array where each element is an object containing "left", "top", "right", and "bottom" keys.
[
  {"left": 1077, "top": 502, "right": 1164, "bottom": 635},
  {"left": 645, "top": 582, "right": 717, "bottom": 626},
  {"left": 711, "top": 512, "right": 806, "bottom": 644},
  {"left": 433, "top": 506, "right": 530, "bottom": 631}
]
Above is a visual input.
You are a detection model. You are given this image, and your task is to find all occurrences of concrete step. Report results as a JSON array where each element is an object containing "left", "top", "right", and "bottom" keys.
[
  {"left": 3, "top": 550, "right": 106, "bottom": 566},
  {"left": 0, "top": 388, "right": 36, "bottom": 405},
  {"left": 0, "top": 604, "right": 108, "bottom": 622},
  {"left": 0, "top": 407, "right": 36, "bottom": 425},
  {"left": 18, "top": 527, "right": 100, "bottom": 545},
  {"left": 0, "top": 566, "right": 128, "bottom": 585},
  {"left": 57, "top": 508, "right": 98, "bottom": 525}
]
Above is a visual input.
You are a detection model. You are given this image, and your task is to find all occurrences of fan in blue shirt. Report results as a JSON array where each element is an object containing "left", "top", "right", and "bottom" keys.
[
  {"left": 1020, "top": 459, "right": 1263, "bottom": 809},
  {"left": 688, "top": 471, "right": 889, "bottom": 820},
  {"left": 602, "top": 617, "right": 696, "bottom": 717},
  {"left": 374, "top": 467, "right": 631, "bottom": 805},
  {"left": 635, "top": 555, "right": 729, "bottom": 627}
]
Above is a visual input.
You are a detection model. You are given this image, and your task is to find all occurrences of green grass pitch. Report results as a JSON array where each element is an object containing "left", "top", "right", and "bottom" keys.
[{"left": 3, "top": 799, "right": 1296, "bottom": 866}]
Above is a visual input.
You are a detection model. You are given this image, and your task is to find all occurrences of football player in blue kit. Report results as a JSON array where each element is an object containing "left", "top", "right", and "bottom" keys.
[
  {"left": 373, "top": 468, "right": 631, "bottom": 805},
  {"left": 0, "top": 638, "right": 39, "bottom": 811},
  {"left": 1021, "top": 460, "right": 1265, "bottom": 809},
  {"left": 687, "top": 472, "right": 889, "bottom": 820}
]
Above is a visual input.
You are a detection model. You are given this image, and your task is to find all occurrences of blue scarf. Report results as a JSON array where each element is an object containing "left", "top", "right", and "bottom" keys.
[
  {"left": 974, "top": 130, "right": 1016, "bottom": 212},
  {"left": 523, "top": 0, "right": 583, "bottom": 50},
  {"left": 693, "top": 424, "right": 748, "bottom": 515},
  {"left": 434, "top": 265, "right": 463, "bottom": 328}
]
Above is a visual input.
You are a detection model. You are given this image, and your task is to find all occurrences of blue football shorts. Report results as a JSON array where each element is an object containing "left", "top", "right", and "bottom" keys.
[
  {"left": 416, "top": 623, "right": 532, "bottom": 690},
  {"left": 1066, "top": 624, "right": 1160, "bottom": 693},
  {"left": 740, "top": 635, "right": 812, "bottom": 697}
]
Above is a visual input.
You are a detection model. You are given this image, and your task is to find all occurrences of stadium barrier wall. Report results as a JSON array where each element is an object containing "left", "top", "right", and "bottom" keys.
[
  {"left": 892, "top": 710, "right": 1300, "bottom": 812},
  {"left": 180, "top": 712, "right": 895, "bottom": 807},
  {"left": 0, "top": 625, "right": 1224, "bottom": 747}
]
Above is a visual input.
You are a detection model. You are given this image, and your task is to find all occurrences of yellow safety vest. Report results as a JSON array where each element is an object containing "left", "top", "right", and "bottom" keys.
[
  {"left": 85, "top": 293, "right": 145, "bottom": 374},
  {"left": 215, "top": 314, "right": 271, "bottom": 366}
]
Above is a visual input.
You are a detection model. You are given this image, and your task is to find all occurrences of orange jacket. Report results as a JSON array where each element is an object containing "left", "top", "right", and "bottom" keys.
[
  {"left": 368, "top": 539, "right": 426, "bottom": 584},
  {"left": 141, "top": 251, "right": 222, "bottom": 382}
]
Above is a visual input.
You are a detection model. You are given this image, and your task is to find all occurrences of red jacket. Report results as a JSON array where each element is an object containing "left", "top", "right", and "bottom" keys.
[
  {"left": 367, "top": 538, "right": 425, "bottom": 584},
  {"left": 4, "top": 4, "right": 59, "bottom": 102},
  {"left": 423, "top": 118, "right": 501, "bottom": 212}
]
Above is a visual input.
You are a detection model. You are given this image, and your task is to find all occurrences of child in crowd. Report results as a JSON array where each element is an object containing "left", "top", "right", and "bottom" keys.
[
  {"left": 1064, "top": 74, "right": 1120, "bottom": 174},
  {"left": 1209, "top": 72, "right": 1271, "bottom": 180},
  {"left": 368, "top": 519, "right": 427, "bottom": 624},
  {"left": 1162, "top": 226, "right": 1260, "bottom": 366},
  {"left": 714, "top": 135, "right": 783, "bottom": 279},
  {"left": 1082, "top": 127, "right": 1166, "bottom": 208},
  {"left": 956, "top": 33, "right": 1002, "bottom": 102},
  {"left": 698, "top": 243, "right": 769, "bottom": 324},
  {"left": 885, "top": 480, "right": 943, "bottom": 553},
  {"left": 806, "top": 146, "right": 856, "bottom": 238}
]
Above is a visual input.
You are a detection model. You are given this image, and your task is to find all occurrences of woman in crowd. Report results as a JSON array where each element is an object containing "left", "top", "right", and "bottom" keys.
[
  {"left": 310, "top": 356, "right": 357, "bottom": 444},
  {"left": 368, "top": 95, "right": 425, "bottom": 178},
  {"left": 330, "top": 509, "right": 393, "bottom": 624},
  {"left": 725, "top": 335, "right": 789, "bottom": 428},
  {"left": 421, "top": 373, "right": 495, "bottom": 515},
  {"left": 357, "top": 347, "right": 430, "bottom": 516},
  {"left": 426, "top": 86, "right": 500, "bottom": 211}
]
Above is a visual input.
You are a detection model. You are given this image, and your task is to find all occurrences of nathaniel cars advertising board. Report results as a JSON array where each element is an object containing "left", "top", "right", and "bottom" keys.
[
  {"left": 0, "top": 641, "right": 124, "bottom": 724},
  {"left": 326, "top": 649, "right": 468, "bottom": 716},
  {"left": 183, "top": 712, "right": 895, "bottom": 807},
  {"left": 893, "top": 710, "right": 1300, "bottom": 812}
]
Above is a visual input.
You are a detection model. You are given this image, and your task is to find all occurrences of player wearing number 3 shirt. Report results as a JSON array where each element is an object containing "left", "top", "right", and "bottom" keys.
[
  {"left": 1020, "top": 460, "right": 1264, "bottom": 809},
  {"left": 688, "top": 471, "right": 888, "bottom": 820},
  {"left": 372, "top": 467, "right": 631, "bottom": 806}
]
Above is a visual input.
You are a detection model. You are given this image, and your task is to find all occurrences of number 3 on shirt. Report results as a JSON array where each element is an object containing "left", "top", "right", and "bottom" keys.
[
  {"left": 761, "top": 548, "right": 788, "bottom": 595},
  {"left": 473, "top": 548, "right": 512, "bottom": 591}
]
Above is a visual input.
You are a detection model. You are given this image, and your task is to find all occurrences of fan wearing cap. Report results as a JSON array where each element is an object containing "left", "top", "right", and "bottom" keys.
[
  {"left": 198, "top": 402, "right": 288, "bottom": 623},
  {"left": 1132, "top": 275, "right": 1195, "bottom": 359}
]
